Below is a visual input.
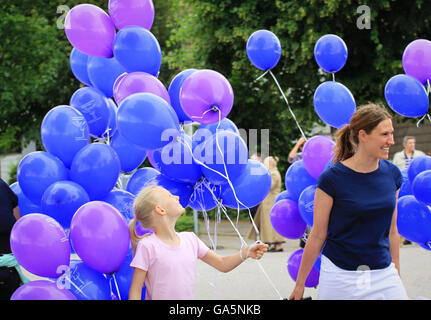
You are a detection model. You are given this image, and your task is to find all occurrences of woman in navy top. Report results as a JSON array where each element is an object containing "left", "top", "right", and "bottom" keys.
[{"left": 289, "top": 104, "right": 408, "bottom": 300}]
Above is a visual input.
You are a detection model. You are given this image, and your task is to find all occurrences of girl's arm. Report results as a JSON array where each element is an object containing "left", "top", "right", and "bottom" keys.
[
  {"left": 129, "top": 268, "right": 147, "bottom": 300},
  {"left": 200, "top": 243, "right": 268, "bottom": 273},
  {"left": 289, "top": 188, "right": 333, "bottom": 300},
  {"left": 389, "top": 190, "right": 401, "bottom": 275}
]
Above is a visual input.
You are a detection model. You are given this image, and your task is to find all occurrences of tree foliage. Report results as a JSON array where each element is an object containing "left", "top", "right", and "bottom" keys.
[{"left": 165, "top": 0, "right": 431, "bottom": 175}]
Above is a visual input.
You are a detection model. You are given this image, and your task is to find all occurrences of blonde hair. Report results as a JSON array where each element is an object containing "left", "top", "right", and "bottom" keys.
[
  {"left": 129, "top": 185, "right": 162, "bottom": 252},
  {"left": 332, "top": 103, "right": 392, "bottom": 163}
]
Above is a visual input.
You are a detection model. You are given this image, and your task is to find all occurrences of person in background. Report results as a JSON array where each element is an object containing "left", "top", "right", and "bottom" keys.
[
  {"left": 392, "top": 136, "right": 425, "bottom": 170},
  {"left": 247, "top": 156, "right": 286, "bottom": 252},
  {"left": 289, "top": 104, "right": 408, "bottom": 300},
  {"left": 288, "top": 137, "right": 306, "bottom": 164},
  {"left": 0, "top": 179, "right": 23, "bottom": 300},
  {"left": 392, "top": 136, "right": 425, "bottom": 245}
]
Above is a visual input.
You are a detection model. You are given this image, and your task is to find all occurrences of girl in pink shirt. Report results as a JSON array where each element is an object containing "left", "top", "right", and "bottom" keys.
[{"left": 128, "top": 185, "right": 268, "bottom": 300}]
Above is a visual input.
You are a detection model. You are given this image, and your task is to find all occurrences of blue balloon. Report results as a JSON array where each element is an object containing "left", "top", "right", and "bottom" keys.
[
  {"left": 66, "top": 260, "right": 111, "bottom": 300},
  {"left": 117, "top": 93, "right": 181, "bottom": 150},
  {"left": 126, "top": 167, "right": 160, "bottom": 195},
  {"left": 113, "top": 26, "right": 162, "bottom": 75},
  {"left": 70, "top": 48, "right": 92, "bottom": 86},
  {"left": 168, "top": 69, "right": 197, "bottom": 122},
  {"left": 193, "top": 118, "right": 240, "bottom": 146},
  {"left": 298, "top": 185, "right": 316, "bottom": 227},
  {"left": 399, "top": 170, "right": 413, "bottom": 198},
  {"left": 87, "top": 56, "right": 127, "bottom": 98},
  {"left": 151, "top": 133, "right": 202, "bottom": 184},
  {"left": 105, "top": 98, "right": 118, "bottom": 137},
  {"left": 17, "top": 151, "right": 69, "bottom": 205},
  {"left": 313, "top": 81, "right": 356, "bottom": 129},
  {"left": 384, "top": 74, "right": 429, "bottom": 118},
  {"left": 285, "top": 160, "right": 317, "bottom": 202},
  {"left": 70, "top": 87, "right": 111, "bottom": 137},
  {"left": 70, "top": 143, "right": 121, "bottom": 200},
  {"left": 407, "top": 156, "right": 431, "bottom": 184},
  {"left": 188, "top": 182, "right": 220, "bottom": 211},
  {"left": 246, "top": 30, "right": 282, "bottom": 71},
  {"left": 194, "top": 131, "right": 248, "bottom": 185},
  {"left": 110, "top": 250, "right": 146, "bottom": 300},
  {"left": 41, "top": 105, "right": 90, "bottom": 168},
  {"left": 9, "top": 182, "right": 42, "bottom": 216},
  {"left": 101, "top": 189, "right": 135, "bottom": 222},
  {"left": 275, "top": 190, "right": 297, "bottom": 204},
  {"left": 147, "top": 174, "right": 194, "bottom": 208},
  {"left": 220, "top": 159, "right": 271, "bottom": 209},
  {"left": 412, "top": 170, "right": 431, "bottom": 206},
  {"left": 397, "top": 195, "right": 431, "bottom": 244},
  {"left": 110, "top": 131, "right": 147, "bottom": 173},
  {"left": 314, "top": 34, "right": 348, "bottom": 73},
  {"left": 41, "top": 181, "right": 90, "bottom": 230}
]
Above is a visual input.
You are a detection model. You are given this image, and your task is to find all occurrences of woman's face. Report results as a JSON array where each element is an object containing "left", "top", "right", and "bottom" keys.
[{"left": 360, "top": 118, "right": 395, "bottom": 160}]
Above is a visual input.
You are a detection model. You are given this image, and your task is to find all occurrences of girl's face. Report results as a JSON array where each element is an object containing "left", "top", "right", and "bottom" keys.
[
  {"left": 360, "top": 118, "right": 395, "bottom": 160},
  {"left": 159, "top": 188, "right": 185, "bottom": 216}
]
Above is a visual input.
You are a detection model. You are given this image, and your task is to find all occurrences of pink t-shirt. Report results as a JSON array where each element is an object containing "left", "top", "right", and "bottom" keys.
[{"left": 130, "top": 232, "right": 210, "bottom": 300}]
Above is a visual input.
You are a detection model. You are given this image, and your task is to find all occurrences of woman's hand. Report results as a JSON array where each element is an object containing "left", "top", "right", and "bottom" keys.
[{"left": 289, "top": 284, "right": 305, "bottom": 300}]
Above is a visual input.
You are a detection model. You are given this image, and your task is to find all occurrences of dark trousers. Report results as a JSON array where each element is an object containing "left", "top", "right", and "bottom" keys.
[{"left": 0, "top": 266, "right": 22, "bottom": 300}]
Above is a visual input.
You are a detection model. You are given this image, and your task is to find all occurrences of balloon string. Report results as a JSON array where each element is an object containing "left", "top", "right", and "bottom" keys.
[
  {"left": 331, "top": 72, "right": 335, "bottom": 82},
  {"left": 112, "top": 273, "right": 122, "bottom": 300},
  {"left": 263, "top": 70, "right": 307, "bottom": 140},
  {"left": 201, "top": 181, "right": 283, "bottom": 300},
  {"left": 65, "top": 277, "right": 91, "bottom": 300},
  {"left": 255, "top": 70, "right": 269, "bottom": 82}
]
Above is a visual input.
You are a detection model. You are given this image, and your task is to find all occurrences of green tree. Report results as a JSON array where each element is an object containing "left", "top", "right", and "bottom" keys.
[{"left": 165, "top": 0, "right": 431, "bottom": 177}]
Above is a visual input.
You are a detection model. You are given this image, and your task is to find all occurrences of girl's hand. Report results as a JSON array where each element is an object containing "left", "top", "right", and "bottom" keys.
[{"left": 246, "top": 243, "right": 269, "bottom": 260}]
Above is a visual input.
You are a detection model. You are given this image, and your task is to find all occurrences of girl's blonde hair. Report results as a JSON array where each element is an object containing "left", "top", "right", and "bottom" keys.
[
  {"left": 129, "top": 185, "right": 162, "bottom": 252},
  {"left": 332, "top": 103, "right": 392, "bottom": 163}
]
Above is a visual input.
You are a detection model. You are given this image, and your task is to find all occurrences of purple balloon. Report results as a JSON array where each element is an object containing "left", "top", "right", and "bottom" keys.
[
  {"left": 10, "top": 214, "right": 70, "bottom": 278},
  {"left": 402, "top": 39, "right": 431, "bottom": 84},
  {"left": 269, "top": 199, "right": 306, "bottom": 239},
  {"left": 108, "top": 0, "right": 154, "bottom": 30},
  {"left": 302, "top": 135, "right": 335, "bottom": 179},
  {"left": 70, "top": 201, "right": 129, "bottom": 274},
  {"left": 11, "top": 280, "right": 77, "bottom": 300},
  {"left": 65, "top": 4, "right": 116, "bottom": 58},
  {"left": 287, "top": 249, "right": 320, "bottom": 288},
  {"left": 179, "top": 69, "right": 234, "bottom": 124},
  {"left": 113, "top": 72, "right": 170, "bottom": 106}
]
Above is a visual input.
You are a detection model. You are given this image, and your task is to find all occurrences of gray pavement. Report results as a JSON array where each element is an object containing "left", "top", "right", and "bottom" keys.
[{"left": 195, "top": 219, "right": 431, "bottom": 300}]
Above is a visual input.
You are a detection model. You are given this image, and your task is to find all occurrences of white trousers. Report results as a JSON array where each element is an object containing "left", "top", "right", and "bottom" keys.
[{"left": 318, "top": 255, "right": 409, "bottom": 300}]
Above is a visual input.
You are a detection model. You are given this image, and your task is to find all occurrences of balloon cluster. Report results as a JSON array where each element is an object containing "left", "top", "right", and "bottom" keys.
[
  {"left": 313, "top": 34, "right": 356, "bottom": 130},
  {"left": 382, "top": 39, "right": 431, "bottom": 250},
  {"left": 397, "top": 157, "right": 431, "bottom": 250},
  {"left": 10, "top": 0, "right": 274, "bottom": 300}
]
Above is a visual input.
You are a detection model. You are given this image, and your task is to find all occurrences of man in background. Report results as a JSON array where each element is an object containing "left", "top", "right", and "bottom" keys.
[{"left": 393, "top": 136, "right": 425, "bottom": 170}]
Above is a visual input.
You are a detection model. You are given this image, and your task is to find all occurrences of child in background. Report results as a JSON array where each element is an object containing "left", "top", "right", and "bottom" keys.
[{"left": 128, "top": 185, "right": 269, "bottom": 300}]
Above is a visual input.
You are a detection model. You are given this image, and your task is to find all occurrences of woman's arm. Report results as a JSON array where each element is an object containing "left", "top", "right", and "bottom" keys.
[
  {"left": 200, "top": 243, "right": 268, "bottom": 273},
  {"left": 129, "top": 268, "right": 147, "bottom": 300},
  {"left": 389, "top": 190, "right": 401, "bottom": 275},
  {"left": 289, "top": 188, "right": 333, "bottom": 300}
]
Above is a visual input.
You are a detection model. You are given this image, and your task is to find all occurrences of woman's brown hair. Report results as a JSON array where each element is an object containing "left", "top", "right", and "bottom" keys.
[{"left": 332, "top": 103, "right": 392, "bottom": 163}]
